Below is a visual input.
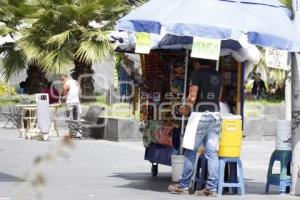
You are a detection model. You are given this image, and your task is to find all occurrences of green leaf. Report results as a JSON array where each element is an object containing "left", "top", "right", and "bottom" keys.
[
  {"left": 18, "top": 38, "right": 45, "bottom": 64},
  {"left": 1, "top": 0, "right": 130, "bottom": 81},
  {"left": 1, "top": 49, "right": 26, "bottom": 81},
  {"left": 75, "top": 30, "right": 112, "bottom": 63},
  {"left": 40, "top": 48, "right": 74, "bottom": 74},
  {"left": 0, "top": 25, "right": 14, "bottom": 36},
  {"left": 46, "top": 30, "right": 72, "bottom": 48}
]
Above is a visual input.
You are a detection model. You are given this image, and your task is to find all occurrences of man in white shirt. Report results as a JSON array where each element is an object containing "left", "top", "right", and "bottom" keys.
[
  {"left": 60, "top": 74, "right": 81, "bottom": 120},
  {"left": 61, "top": 74, "right": 82, "bottom": 138}
]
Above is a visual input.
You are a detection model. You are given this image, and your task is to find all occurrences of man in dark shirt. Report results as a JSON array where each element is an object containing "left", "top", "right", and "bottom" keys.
[
  {"left": 190, "top": 62, "right": 222, "bottom": 112},
  {"left": 252, "top": 73, "right": 267, "bottom": 100},
  {"left": 169, "top": 59, "right": 222, "bottom": 197}
]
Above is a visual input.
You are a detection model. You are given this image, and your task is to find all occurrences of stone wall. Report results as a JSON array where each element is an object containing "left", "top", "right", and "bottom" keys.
[
  {"left": 104, "top": 118, "right": 141, "bottom": 142},
  {"left": 244, "top": 103, "right": 286, "bottom": 141}
]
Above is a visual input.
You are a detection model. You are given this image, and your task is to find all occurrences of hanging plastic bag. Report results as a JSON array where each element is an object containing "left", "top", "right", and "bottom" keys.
[
  {"left": 154, "top": 126, "right": 174, "bottom": 147},
  {"left": 36, "top": 94, "right": 51, "bottom": 135}
]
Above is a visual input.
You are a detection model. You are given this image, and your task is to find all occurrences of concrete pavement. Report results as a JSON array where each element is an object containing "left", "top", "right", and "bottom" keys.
[{"left": 0, "top": 127, "right": 298, "bottom": 200}]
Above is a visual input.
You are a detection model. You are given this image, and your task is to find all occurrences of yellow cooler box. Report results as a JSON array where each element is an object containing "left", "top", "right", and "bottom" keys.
[{"left": 219, "top": 115, "right": 243, "bottom": 157}]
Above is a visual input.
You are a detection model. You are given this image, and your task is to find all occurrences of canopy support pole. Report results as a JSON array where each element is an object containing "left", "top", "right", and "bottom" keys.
[{"left": 180, "top": 49, "right": 189, "bottom": 155}]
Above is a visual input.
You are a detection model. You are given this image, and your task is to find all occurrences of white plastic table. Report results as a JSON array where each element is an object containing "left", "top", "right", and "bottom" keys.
[{"left": 16, "top": 103, "right": 61, "bottom": 139}]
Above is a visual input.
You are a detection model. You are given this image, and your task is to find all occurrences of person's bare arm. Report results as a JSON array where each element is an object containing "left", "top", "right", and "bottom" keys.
[
  {"left": 61, "top": 83, "right": 70, "bottom": 103},
  {"left": 219, "top": 87, "right": 223, "bottom": 101},
  {"left": 180, "top": 85, "right": 199, "bottom": 116},
  {"left": 187, "top": 85, "right": 199, "bottom": 105},
  {"left": 76, "top": 81, "right": 82, "bottom": 97}
]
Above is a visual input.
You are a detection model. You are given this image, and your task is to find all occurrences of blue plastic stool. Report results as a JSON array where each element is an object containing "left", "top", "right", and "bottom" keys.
[
  {"left": 265, "top": 150, "right": 292, "bottom": 194},
  {"left": 192, "top": 154, "right": 208, "bottom": 190},
  {"left": 218, "top": 157, "right": 246, "bottom": 196}
]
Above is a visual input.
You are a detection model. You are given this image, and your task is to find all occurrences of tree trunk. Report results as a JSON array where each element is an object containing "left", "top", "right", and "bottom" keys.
[
  {"left": 72, "top": 60, "right": 96, "bottom": 102},
  {"left": 291, "top": 1, "right": 300, "bottom": 195},
  {"left": 291, "top": 53, "right": 300, "bottom": 195},
  {"left": 24, "top": 64, "right": 48, "bottom": 94}
]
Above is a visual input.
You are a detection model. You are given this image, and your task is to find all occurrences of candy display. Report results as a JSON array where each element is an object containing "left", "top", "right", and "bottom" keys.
[
  {"left": 141, "top": 53, "right": 242, "bottom": 147},
  {"left": 141, "top": 52, "right": 187, "bottom": 147},
  {"left": 140, "top": 52, "right": 243, "bottom": 177},
  {"left": 169, "top": 57, "right": 186, "bottom": 120}
]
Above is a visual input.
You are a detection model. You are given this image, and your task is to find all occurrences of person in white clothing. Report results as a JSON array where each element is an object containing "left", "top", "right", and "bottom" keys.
[
  {"left": 60, "top": 74, "right": 81, "bottom": 120},
  {"left": 61, "top": 74, "right": 82, "bottom": 138}
]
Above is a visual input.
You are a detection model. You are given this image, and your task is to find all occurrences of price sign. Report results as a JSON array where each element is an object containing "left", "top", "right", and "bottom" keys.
[
  {"left": 265, "top": 48, "right": 288, "bottom": 70},
  {"left": 191, "top": 37, "right": 221, "bottom": 60},
  {"left": 135, "top": 32, "right": 152, "bottom": 54}
]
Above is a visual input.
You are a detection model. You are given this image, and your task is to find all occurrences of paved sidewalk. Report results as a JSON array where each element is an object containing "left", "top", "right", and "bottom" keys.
[{"left": 0, "top": 127, "right": 297, "bottom": 200}]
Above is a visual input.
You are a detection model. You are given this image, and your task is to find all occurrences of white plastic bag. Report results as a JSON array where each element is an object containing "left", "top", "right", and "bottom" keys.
[{"left": 37, "top": 94, "right": 51, "bottom": 134}]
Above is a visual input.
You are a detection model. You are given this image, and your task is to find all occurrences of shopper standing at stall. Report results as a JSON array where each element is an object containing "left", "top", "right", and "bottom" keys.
[{"left": 168, "top": 59, "right": 222, "bottom": 197}]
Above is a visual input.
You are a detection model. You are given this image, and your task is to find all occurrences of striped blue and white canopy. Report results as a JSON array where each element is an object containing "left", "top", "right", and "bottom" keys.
[{"left": 116, "top": 0, "right": 300, "bottom": 51}]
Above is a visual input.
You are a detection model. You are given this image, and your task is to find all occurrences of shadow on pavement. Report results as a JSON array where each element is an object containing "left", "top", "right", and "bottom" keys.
[
  {"left": 246, "top": 181, "right": 289, "bottom": 195},
  {"left": 0, "top": 172, "right": 25, "bottom": 182},
  {"left": 111, "top": 172, "right": 172, "bottom": 193},
  {"left": 112, "top": 173, "right": 286, "bottom": 196}
]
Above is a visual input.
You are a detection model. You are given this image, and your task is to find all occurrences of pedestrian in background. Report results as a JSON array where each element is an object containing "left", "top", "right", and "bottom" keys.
[
  {"left": 41, "top": 82, "right": 60, "bottom": 104},
  {"left": 16, "top": 81, "right": 26, "bottom": 94},
  {"left": 252, "top": 73, "right": 267, "bottom": 100}
]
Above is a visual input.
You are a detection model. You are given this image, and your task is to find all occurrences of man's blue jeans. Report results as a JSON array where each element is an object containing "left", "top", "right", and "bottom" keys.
[{"left": 179, "top": 113, "right": 221, "bottom": 192}]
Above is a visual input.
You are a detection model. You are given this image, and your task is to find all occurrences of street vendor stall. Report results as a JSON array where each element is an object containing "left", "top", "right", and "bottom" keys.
[
  {"left": 139, "top": 50, "right": 243, "bottom": 176},
  {"left": 113, "top": 0, "right": 300, "bottom": 183}
]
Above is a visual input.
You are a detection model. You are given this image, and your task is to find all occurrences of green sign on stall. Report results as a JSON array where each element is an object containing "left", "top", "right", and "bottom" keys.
[{"left": 191, "top": 37, "right": 221, "bottom": 60}]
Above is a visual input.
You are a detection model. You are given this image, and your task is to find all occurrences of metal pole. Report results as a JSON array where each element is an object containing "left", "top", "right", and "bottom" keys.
[
  {"left": 216, "top": 59, "right": 220, "bottom": 71},
  {"left": 180, "top": 49, "right": 189, "bottom": 155}
]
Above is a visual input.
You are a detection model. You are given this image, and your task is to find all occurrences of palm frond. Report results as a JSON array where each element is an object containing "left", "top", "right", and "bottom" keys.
[
  {"left": 56, "top": 4, "right": 79, "bottom": 21},
  {"left": 0, "top": 0, "right": 6, "bottom": 7},
  {"left": 1, "top": 0, "right": 129, "bottom": 81},
  {"left": 18, "top": 37, "right": 45, "bottom": 64},
  {"left": 0, "top": 25, "right": 14, "bottom": 36},
  {"left": 1, "top": 48, "right": 26, "bottom": 81},
  {"left": 47, "top": 30, "right": 72, "bottom": 48},
  {"left": 100, "top": 0, "right": 130, "bottom": 19},
  {"left": 0, "top": 0, "right": 38, "bottom": 29},
  {"left": 75, "top": 30, "right": 112, "bottom": 63},
  {"left": 14, "top": 4, "right": 40, "bottom": 19},
  {"left": 40, "top": 48, "right": 74, "bottom": 74},
  {"left": 7, "top": 0, "right": 25, "bottom": 7}
]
